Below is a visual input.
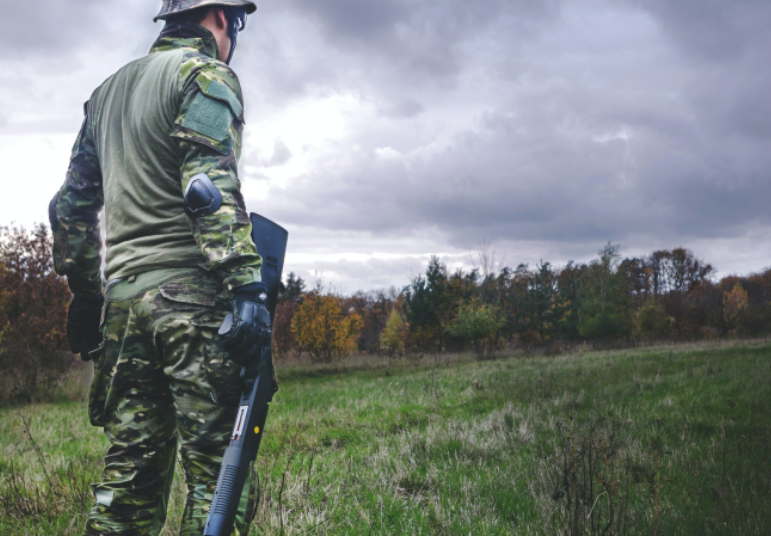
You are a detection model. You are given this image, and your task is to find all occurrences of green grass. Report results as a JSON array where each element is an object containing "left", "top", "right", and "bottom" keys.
[{"left": 2, "top": 340, "right": 770, "bottom": 535}]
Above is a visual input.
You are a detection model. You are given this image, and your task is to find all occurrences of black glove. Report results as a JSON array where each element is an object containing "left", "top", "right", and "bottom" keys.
[
  {"left": 67, "top": 294, "right": 105, "bottom": 360},
  {"left": 219, "top": 283, "right": 272, "bottom": 363}
]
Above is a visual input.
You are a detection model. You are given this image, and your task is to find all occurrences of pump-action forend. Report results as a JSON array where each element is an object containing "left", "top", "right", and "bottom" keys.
[{"left": 204, "top": 213, "right": 288, "bottom": 536}]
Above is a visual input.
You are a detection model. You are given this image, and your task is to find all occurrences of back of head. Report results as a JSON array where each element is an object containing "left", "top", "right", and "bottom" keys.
[
  {"left": 154, "top": 0, "right": 256, "bottom": 23},
  {"left": 155, "top": 0, "right": 256, "bottom": 64}
]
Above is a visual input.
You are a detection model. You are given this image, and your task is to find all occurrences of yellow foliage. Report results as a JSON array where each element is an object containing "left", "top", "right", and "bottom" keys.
[
  {"left": 380, "top": 308, "right": 407, "bottom": 355},
  {"left": 723, "top": 283, "right": 748, "bottom": 330},
  {"left": 291, "top": 293, "right": 364, "bottom": 363}
]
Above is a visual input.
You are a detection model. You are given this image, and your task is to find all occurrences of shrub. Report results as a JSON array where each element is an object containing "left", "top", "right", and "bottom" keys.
[
  {"left": 578, "top": 312, "right": 630, "bottom": 340},
  {"left": 0, "top": 224, "right": 73, "bottom": 405},
  {"left": 634, "top": 300, "right": 674, "bottom": 339},
  {"left": 446, "top": 302, "right": 502, "bottom": 354}
]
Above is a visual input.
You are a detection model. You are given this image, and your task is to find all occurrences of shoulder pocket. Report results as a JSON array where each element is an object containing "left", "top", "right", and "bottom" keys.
[
  {"left": 181, "top": 93, "right": 234, "bottom": 144},
  {"left": 175, "top": 76, "right": 245, "bottom": 155},
  {"left": 179, "top": 77, "right": 243, "bottom": 144},
  {"left": 197, "top": 77, "right": 243, "bottom": 120}
]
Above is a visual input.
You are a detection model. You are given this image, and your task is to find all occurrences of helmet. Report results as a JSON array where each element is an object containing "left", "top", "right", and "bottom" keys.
[{"left": 154, "top": 0, "right": 256, "bottom": 22}]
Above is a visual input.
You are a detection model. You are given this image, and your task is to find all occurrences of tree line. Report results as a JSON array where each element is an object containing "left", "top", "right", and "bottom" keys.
[
  {"left": 1, "top": 225, "right": 770, "bottom": 402},
  {"left": 275, "top": 243, "right": 770, "bottom": 360}
]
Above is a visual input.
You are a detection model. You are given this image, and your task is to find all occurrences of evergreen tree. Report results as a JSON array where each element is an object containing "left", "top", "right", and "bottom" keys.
[
  {"left": 577, "top": 243, "right": 633, "bottom": 340},
  {"left": 283, "top": 271, "right": 307, "bottom": 302},
  {"left": 524, "top": 261, "right": 561, "bottom": 343},
  {"left": 555, "top": 261, "right": 585, "bottom": 340},
  {"left": 403, "top": 256, "right": 448, "bottom": 350},
  {"left": 404, "top": 256, "right": 474, "bottom": 350}
]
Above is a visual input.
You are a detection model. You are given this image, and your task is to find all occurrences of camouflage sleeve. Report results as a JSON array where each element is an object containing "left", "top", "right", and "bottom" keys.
[
  {"left": 171, "top": 54, "right": 261, "bottom": 291},
  {"left": 51, "top": 104, "right": 104, "bottom": 297}
]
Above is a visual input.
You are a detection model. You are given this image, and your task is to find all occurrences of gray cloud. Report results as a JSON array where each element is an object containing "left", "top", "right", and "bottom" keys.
[
  {"left": 3, "top": 0, "right": 771, "bottom": 289},
  {"left": 237, "top": 0, "right": 771, "bottom": 264},
  {"left": 283, "top": 0, "right": 555, "bottom": 72},
  {"left": 0, "top": 0, "right": 101, "bottom": 54},
  {"left": 237, "top": 0, "right": 558, "bottom": 107},
  {"left": 265, "top": 140, "right": 292, "bottom": 167},
  {"left": 628, "top": 0, "right": 771, "bottom": 62}
]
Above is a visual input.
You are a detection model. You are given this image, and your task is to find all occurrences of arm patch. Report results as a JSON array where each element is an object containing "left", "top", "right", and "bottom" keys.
[
  {"left": 198, "top": 78, "right": 243, "bottom": 119},
  {"left": 175, "top": 75, "right": 244, "bottom": 155},
  {"left": 181, "top": 93, "right": 234, "bottom": 142}
]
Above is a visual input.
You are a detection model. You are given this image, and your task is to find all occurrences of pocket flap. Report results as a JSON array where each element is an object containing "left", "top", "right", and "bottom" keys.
[
  {"left": 159, "top": 278, "right": 218, "bottom": 307},
  {"left": 197, "top": 77, "right": 243, "bottom": 120}
]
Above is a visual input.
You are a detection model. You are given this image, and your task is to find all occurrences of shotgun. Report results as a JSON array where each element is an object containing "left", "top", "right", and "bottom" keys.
[{"left": 204, "top": 212, "right": 288, "bottom": 536}]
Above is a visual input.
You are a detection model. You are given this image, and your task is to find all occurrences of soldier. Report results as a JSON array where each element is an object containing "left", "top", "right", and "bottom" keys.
[{"left": 48, "top": 1, "right": 271, "bottom": 534}]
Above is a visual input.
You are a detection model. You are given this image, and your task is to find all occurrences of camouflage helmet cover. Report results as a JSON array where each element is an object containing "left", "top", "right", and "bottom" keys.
[{"left": 154, "top": 0, "right": 257, "bottom": 22}]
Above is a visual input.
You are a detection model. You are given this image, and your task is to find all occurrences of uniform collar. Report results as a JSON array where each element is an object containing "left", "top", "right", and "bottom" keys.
[{"left": 150, "top": 22, "right": 220, "bottom": 59}]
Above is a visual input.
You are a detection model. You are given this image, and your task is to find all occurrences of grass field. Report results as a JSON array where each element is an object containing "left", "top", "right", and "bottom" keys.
[{"left": 2, "top": 340, "right": 770, "bottom": 535}]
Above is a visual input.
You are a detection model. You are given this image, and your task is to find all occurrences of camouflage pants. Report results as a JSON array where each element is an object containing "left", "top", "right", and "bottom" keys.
[{"left": 85, "top": 270, "right": 258, "bottom": 536}]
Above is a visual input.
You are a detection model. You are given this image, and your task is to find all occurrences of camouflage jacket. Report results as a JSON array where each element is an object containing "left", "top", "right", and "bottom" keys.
[{"left": 51, "top": 23, "right": 261, "bottom": 297}]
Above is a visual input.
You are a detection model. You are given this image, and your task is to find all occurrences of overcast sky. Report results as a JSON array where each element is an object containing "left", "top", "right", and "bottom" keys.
[{"left": 2, "top": 0, "right": 770, "bottom": 292}]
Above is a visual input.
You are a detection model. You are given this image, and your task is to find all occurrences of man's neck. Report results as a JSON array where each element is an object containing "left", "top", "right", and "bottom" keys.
[{"left": 150, "top": 22, "right": 220, "bottom": 59}]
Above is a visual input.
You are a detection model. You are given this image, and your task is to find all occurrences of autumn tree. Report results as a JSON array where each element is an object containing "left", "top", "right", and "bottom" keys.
[
  {"left": 291, "top": 292, "right": 363, "bottom": 363},
  {"left": 737, "top": 269, "right": 771, "bottom": 335},
  {"left": 380, "top": 308, "right": 408, "bottom": 356},
  {"left": 273, "top": 300, "right": 300, "bottom": 357},
  {"left": 272, "top": 272, "right": 307, "bottom": 358},
  {"left": 344, "top": 290, "right": 398, "bottom": 353},
  {"left": 0, "top": 224, "right": 73, "bottom": 404},
  {"left": 723, "top": 283, "right": 748, "bottom": 333}
]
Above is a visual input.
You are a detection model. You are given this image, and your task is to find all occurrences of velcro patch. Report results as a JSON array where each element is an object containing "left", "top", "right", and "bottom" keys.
[
  {"left": 198, "top": 78, "right": 243, "bottom": 119},
  {"left": 181, "top": 93, "right": 233, "bottom": 142}
]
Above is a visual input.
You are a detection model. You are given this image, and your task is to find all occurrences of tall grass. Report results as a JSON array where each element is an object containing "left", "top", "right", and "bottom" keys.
[{"left": 2, "top": 340, "right": 769, "bottom": 535}]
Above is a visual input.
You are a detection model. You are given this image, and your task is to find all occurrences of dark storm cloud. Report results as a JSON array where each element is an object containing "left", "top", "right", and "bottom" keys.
[
  {"left": 237, "top": 0, "right": 771, "bottom": 257},
  {"left": 265, "top": 102, "right": 769, "bottom": 248},
  {"left": 629, "top": 0, "right": 771, "bottom": 62},
  {"left": 4, "top": 0, "right": 771, "bottom": 287},
  {"left": 286, "top": 0, "right": 556, "bottom": 75},
  {"left": 631, "top": 0, "right": 771, "bottom": 138},
  {"left": 237, "top": 0, "right": 558, "bottom": 107}
]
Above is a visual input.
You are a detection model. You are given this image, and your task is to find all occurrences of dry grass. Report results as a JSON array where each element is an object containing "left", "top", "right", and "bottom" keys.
[{"left": 2, "top": 339, "right": 770, "bottom": 535}]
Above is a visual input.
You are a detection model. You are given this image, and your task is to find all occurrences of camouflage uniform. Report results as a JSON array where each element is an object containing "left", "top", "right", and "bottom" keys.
[
  {"left": 87, "top": 271, "right": 258, "bottom": 536},
  {"left": 51, "top": 21, "right": 260, "bottom": 536}
]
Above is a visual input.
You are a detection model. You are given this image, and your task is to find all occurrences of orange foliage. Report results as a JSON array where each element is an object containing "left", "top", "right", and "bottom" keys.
[
  {"left": 0, "top": 224, "right": 73, "bottom": 404},
  {"left": 291, "top": 293, "right": 364, "bottom": 363},
  {"left": 723, "top": 283, "right": 748, "bottom": 331}
]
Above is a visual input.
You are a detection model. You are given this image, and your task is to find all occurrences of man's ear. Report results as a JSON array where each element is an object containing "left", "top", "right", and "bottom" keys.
[{"left": 215, "top": 8, "right": 228, "bottom": 31}]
